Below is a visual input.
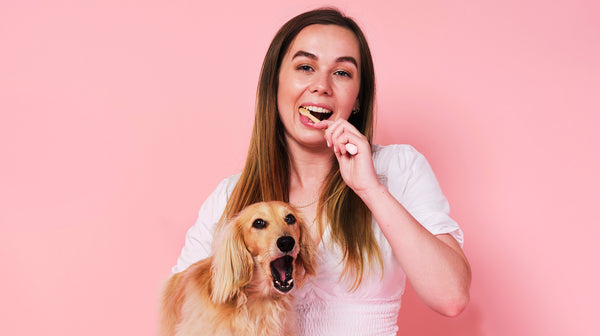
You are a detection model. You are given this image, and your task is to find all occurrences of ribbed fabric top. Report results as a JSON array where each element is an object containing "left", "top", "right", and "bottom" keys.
[
  {"left": 291, "top": 222, "right": 405, "bottom": 336},
  {"left": 296, "top": 293, "right": 401, "bottom": 336}
]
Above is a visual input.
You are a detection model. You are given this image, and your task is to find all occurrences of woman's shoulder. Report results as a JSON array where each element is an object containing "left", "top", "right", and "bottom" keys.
[
  {"left": 371, "top": 144, "right": 424, "bottom": 171},
  {"left": 219, "top": 173, "right": 241, "bottom": 191},
  {"left": 203, "top": 173, "right": 241, "bottom": 205},
  {"left": 371, "top": 143, "right": 420, "bottom": 156}
]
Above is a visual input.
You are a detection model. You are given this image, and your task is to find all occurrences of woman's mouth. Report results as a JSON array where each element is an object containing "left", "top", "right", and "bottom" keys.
[{"left": 299, "top": 106, "right": 333, "bottom": 122}]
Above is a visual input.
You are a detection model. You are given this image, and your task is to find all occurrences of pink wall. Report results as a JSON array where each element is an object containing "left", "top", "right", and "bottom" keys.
[{"left": 1, "top": 1, "right": 598, "bottom": 335}]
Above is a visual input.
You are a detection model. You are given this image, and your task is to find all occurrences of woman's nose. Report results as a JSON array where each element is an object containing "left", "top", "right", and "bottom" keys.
[{"left": 309, "top": 73, "right": 332, "bottom": 95}]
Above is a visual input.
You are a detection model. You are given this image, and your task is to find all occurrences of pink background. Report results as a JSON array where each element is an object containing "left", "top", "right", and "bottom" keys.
[{"left": 1, "top": 1, "right": 599, "bottom": 335}]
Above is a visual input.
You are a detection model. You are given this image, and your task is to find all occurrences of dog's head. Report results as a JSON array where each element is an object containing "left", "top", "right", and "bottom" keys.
[{"left": 210, "top": 201, "right": 317, "bottom": 304}]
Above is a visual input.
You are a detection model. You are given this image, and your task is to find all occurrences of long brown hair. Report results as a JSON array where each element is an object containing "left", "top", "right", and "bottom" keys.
[{"left": 219, "top": 7, "right": 381, "bottom": 289}]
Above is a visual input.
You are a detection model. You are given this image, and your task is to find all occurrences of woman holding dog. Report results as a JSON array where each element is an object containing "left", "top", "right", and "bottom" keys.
[{"left": 173, "top": 8, "right": 471, "bottom": 335}]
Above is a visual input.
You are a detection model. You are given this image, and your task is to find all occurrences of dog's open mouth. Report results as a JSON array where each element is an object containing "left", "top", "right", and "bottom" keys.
[{"left": 270, "top": 255, "right": 294, "bottom": 293}]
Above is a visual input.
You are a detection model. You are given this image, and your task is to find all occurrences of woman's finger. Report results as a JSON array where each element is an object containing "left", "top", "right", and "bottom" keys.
[
  {"left": 335, "top": 123, "right": 366, "bottom": 154},
  {"left": 310, "top": 119, "right": 362, "bottom": 154}
]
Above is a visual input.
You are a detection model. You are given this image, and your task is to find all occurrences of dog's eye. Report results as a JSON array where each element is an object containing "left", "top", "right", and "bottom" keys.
[
  {"left": 284, "top": 214, "right": 296, "bottom": 225},
  {"left": 252, "top": 218, "right": 267, "bottom": 229}
]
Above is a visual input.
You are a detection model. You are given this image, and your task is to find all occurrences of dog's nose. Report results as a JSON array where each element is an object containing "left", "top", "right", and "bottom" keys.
[{"left": 276, "top": 236, "right": 295, "bottom": 252}]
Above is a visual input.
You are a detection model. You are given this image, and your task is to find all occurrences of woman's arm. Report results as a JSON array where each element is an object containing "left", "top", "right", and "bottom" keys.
[
  {"left": 319, "top": 119, "right": 471, "bottom": 316},
  {"left": 358, "top": 183, "right": 471, "bottom": 316}
]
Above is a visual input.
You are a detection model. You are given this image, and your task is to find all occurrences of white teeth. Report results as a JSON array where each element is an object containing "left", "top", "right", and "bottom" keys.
[{"left": 302, "top": 106, "right": 332, "bottom": 113}]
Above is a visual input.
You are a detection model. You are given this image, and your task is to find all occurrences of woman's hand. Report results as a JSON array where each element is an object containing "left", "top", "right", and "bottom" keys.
[{"left": 311, "top": 119, "right": 381, "bottom": 197}]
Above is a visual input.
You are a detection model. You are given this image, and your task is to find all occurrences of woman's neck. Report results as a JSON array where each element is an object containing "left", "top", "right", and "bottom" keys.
[
  {"left": 285, "top": 140, "right": 332, "bottom": 244},
  {"left": 286, "top": 141, "right": 333, "bottom": 192}
]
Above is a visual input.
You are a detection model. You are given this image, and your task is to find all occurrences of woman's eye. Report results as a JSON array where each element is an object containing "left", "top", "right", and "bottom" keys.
[
  {"left": 252, "top": 218, "right": 267, "bottom": 229},
  {"left": 334, "top": 70, "right": 352, "bottom": 78},
  {"left": 297, "top": 65, "right": 313, "bottom": 72}
]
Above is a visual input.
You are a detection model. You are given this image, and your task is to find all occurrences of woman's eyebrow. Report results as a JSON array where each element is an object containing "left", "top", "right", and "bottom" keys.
[
  {"left": 336, "top": 56, "right": 358, "bottom": 68},
  {"left": 292, "top": 50, "right": 318, "bottom": 60},
  {"left": 292, "top": 50, "right": 358, "bottom": 68}
]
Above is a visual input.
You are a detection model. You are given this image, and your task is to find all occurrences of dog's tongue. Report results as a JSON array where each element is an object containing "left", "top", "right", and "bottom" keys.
[{"left": 271, "top": 257, "right": 288, "bottom": 281}]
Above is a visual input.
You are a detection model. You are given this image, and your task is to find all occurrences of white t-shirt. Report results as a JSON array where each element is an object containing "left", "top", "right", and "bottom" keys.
[{"left": 172, "top": 144, "right": 463, "bottom": 336}]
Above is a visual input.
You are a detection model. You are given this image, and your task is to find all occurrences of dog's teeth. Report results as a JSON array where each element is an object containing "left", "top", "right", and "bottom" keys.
[{"left": 286, "top": 279, "right": 293, "bottom": 285}]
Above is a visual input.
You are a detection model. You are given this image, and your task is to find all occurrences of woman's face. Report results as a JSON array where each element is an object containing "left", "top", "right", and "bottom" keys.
[{"left": 277, "top": 24, "right": 361, "bottom": 149}]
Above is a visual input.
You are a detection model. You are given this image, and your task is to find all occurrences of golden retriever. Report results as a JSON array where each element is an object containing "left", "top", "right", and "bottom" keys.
[{"left": 160, "top": 201, "right": 317, "bottom": 336}]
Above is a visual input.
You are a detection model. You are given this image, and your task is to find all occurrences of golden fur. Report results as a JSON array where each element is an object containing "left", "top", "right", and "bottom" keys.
[{"left": 160, "top": 201, "right": 317, "bottom": 336}]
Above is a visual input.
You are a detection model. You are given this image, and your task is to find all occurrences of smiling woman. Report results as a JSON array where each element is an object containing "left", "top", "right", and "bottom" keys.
[
  {"left": 277, "top": 24, "right": 361, "bottom": 150},
  {"left": 170, "top": 7, "right": 470, "bottom": 335}
]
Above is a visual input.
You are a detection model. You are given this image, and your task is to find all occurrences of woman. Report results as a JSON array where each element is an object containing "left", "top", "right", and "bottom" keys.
[{"left": 173, "top": 8, "right": 471, "bottom": 335}]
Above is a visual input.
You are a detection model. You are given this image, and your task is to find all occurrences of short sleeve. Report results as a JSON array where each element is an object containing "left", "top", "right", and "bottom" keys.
[
  {"left": 374, "top": 145, "right": 464, "bottom": 246},
  {"left": 171, "top": 174, "right": 240, "bottom": 273}
]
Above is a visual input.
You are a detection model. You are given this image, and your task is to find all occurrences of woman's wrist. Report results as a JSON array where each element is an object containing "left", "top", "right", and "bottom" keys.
[{"left": 354, "top": 181, "right": 388, "bottom": 206}]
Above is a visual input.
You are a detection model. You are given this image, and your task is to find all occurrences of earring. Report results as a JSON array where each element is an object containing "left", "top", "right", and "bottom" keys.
[{"left": 352, "top": 106, "right": 360, "bottom": 114}]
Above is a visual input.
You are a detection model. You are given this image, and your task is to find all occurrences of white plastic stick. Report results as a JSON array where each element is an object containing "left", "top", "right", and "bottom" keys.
[{"left": 345, "top": 143, "right": 358, "bottom": 155}]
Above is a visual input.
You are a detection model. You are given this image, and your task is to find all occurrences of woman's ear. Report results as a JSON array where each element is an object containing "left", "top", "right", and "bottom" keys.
[
  {"left": 210, "top": 219, "right": 253, "bottom": 304},
  {"left": 352, "top": 99, "right": 360, "bottom": 114}
]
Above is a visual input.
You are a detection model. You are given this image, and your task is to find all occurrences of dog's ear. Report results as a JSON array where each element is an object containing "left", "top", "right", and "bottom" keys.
[
  {"left": 210, "top": 218, "right": 253, "bottom": 304},
  {"left": 294, "top": 215, "right": 317, "bottom": 285}
]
